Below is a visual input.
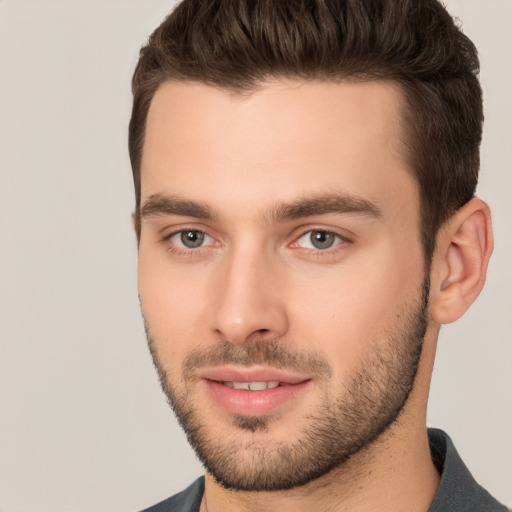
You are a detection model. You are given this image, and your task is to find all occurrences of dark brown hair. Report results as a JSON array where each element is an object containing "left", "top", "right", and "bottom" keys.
[{"left": 129, "top": 0, "right": 483, "bottom": 262}]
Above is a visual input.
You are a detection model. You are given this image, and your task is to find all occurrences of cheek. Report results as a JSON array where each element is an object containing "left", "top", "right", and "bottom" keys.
[
  {"left": 138, "top": 253, "right": 208, "bottom": 365},
  {"left": 288, "top": 246, "right": 423, "bottom": 375}
]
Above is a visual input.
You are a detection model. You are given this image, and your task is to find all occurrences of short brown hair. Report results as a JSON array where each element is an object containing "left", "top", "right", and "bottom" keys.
[{"left": 129, "top": 0, "right": 483, "bottom": 262}]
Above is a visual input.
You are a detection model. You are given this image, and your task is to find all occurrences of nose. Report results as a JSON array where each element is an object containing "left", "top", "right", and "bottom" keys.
[{"left": 209, "top": 247, "right": 289, "bottom": 345}]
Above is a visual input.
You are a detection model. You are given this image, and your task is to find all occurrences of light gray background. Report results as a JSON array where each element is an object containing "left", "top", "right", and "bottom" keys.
[{"left": 0, "top": 1, "right": 510, "bottom": 511}]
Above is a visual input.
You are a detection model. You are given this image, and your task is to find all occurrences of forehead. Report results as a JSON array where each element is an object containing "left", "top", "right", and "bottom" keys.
[{"left": 141, "top": 79, "right": 417, "bottom": 219}]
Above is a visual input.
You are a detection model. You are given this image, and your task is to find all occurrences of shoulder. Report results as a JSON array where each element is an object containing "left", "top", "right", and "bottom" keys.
[{"left": 139, "top": 477, "right": 205, "bottom": 512}]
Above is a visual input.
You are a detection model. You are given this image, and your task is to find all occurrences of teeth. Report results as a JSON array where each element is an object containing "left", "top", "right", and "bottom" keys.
[
  {"left": 248, "top": 382, "right": 267, "bottom": 391},
  {"left": 224, "top": 381, "right": 280, "bottom": 391},
  {"left": 233, "top": 382, "right": 250, "bottom": 390}
]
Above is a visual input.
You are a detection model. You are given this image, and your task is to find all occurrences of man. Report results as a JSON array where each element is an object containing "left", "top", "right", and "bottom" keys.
[{"left": 129, "top": 1, "right": 507, "bottom": 511}]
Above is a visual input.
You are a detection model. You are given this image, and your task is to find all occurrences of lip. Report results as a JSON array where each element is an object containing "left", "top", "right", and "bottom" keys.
[
  {"left": 198, "top": 365, "right": 312, "bottom": 416},
  {"left": 197, "top": 365, "right": 310, "bottom": 385}
]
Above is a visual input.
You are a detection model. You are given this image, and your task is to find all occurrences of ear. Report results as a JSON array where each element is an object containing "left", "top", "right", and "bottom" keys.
[
  {"left": 430, "top": 198, "right": 493, "bottom": 324},
  {"left": 132, "top": 211, "right": 141, "bottom": 245}
]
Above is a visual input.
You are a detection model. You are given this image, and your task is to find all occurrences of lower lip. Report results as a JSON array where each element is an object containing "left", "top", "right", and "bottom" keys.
[{"left": 203, "top": 380, "right": 312, "bottom": 416}]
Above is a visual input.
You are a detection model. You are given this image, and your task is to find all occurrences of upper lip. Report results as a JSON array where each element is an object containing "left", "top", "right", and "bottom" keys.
[{"left": 196, "top": 365, "right": 311, "bottom": 384}]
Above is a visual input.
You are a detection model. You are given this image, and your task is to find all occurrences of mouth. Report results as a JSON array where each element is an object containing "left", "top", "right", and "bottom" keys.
[{"left": 198, "top": 367, "right": 312, "bottom": 416}]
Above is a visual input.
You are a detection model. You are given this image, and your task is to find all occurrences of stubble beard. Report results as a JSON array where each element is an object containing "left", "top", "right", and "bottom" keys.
[{"left": 143, "top": 280, "right": 429, "bottom": 492}]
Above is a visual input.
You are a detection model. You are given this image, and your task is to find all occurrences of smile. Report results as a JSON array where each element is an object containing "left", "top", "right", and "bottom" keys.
[{"left": 200, "top": 371, "right": 312, "bottom": 416}]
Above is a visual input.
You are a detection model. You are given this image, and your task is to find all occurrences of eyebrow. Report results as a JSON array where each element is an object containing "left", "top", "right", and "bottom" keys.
[
  {"left": 265, "top": 193, "right": 382, "bottom": 224},
  {"left": 140, "top": 194, "right": 217, "bottom": 221},
  {"left": 140, "top": 192, "right": 381, "bottom": 224}
]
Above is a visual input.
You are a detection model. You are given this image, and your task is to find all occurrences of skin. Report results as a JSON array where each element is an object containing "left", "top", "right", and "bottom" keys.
[{"left": 137, "top": 80, "right": 493, "bottom": 512}]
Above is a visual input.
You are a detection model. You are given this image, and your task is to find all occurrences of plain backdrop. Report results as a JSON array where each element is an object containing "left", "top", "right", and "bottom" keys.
[{"left": 0, "top": 1, "right": 511, "bottom": 511}]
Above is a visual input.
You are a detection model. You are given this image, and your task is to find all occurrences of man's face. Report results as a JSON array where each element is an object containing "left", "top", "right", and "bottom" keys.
[{"left": 138, "top": 80, "right": 428, "bottom": 491}]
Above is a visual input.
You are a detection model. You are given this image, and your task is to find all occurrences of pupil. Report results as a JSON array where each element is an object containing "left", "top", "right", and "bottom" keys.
[
  {"left": 181, "top": 230, "right": 204, "bottom": 248},
  {"left": 311, "top": 231, "right": 334, "bottom": 249}
]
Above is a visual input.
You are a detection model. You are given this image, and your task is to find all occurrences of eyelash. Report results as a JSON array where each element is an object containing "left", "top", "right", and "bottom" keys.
[
  {"left": 162, "top": 228, "right": 217, "bottom": 256},
  {"left": 292, "top": 229, "right": 350, "bottom": 254},
  {"left": 161, "top": 227, "right": 352, "bottom": 257}
]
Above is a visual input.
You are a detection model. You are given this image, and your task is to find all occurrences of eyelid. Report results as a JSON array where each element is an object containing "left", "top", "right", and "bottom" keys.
[
  {"left": 160, "top": 224, "right": 352, "bottom": 253},
  {"left": 295, "top": 229, "right": 345, "bottom": 247},
  {"left": 162, "top": 224, "right": 212, "bottom": 240},
  {"left": 294, "top": 226, "right": 351, "bottom": 242},
  {"left": 162, "top": 226, "right": 219, "bottom": 251}
]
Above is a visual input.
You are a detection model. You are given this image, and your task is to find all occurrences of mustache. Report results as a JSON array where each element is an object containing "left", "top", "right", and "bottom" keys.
[{"left": 182, "top": 340, "right": 333, "bottom": 381}]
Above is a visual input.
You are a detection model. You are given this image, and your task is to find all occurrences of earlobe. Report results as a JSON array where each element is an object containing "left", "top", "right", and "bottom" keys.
[{"left": 430, "top": 198, "right": 493, "bottom": 324}]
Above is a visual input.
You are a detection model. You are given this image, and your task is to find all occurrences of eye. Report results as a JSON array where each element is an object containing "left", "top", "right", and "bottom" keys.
[
  {"left": 169, "top": 229, "right": 213, "bottom": 249},
  {"left": 296, "top": 230, "right": 344, "bottom": 250}
]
